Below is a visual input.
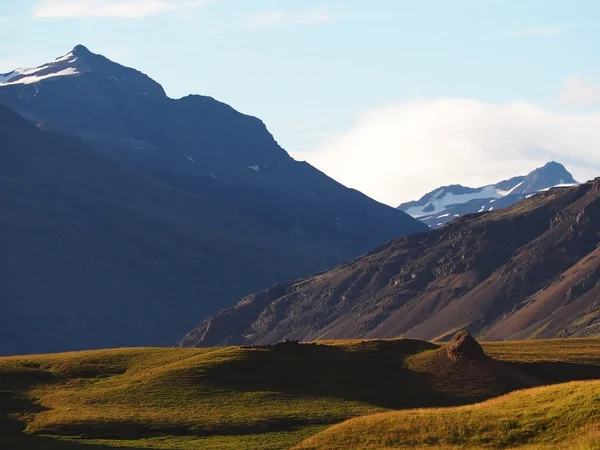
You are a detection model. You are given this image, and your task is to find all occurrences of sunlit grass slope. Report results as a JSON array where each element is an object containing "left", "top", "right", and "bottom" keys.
[
  {"left": 295, "top": 380, "right": 600, "bottom": 450},
  {"left": 1, "top": 338, "right": 599, "bottom": 450}
]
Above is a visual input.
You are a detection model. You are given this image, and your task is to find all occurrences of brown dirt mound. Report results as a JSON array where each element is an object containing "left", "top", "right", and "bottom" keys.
[
  {"left": 421, "top": 332, "right": 542, "bottom": 398},
  {"left": 446, "top": 331, "right": 486, "bottom": 361}
]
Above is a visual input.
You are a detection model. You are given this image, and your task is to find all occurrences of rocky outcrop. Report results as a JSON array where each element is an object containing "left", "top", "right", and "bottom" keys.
[{"left": 445, "top": 332, "right": 485, "bottom": 361}]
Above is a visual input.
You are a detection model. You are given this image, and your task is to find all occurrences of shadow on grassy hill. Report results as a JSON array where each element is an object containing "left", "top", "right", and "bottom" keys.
[
  {"left": 204, "top": 337, "right": 600, "bottom": 413},
  {"left": 1, "top": 391, "right": 147, "bottom": 450},
  {"left": 295, "top": 380, "right": 600, "bottom": 450},
  {"left": 202, "top": 339, "right": 514, "bottom": 410},
  {"left": 0, "top": 364, "right": 145, "bottom": 449},
  {"left": 512, "top": 361, "right": 600, "bottom": 383},
  {"left": 1, "top": 338, "right": 599, "bottom": 449}
]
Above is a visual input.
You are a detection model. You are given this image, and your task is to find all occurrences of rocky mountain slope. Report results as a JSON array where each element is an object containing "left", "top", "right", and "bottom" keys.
[
  {"left": 0, "top": 47, "right": 426, "bottom": 355},
  {"left": 398, "top": 162, "right": 578, "bottom": 228},
  {"left": 181, "top": 178, "right": 600, "bottom": 346}
]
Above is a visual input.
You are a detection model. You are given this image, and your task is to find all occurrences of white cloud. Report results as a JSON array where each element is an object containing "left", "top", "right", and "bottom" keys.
[
  {"left": 33, "top": 0, "right": 215, "bottom": 19},
  {"left": 301, "top": 130, "right": 336, "bottom": 139},
  {"left": 289, "top": 122, "right": 336, "bottom": 139},
  {"left": 249, "top": 10, "right": 332, "bottom": 28},
  {"left": 507, "top": 25, "right": 566, "bottom": 38},
  {"left": 292, "top": 98, "right": 600, "bottom": 206},
  {"left": 557, "top": 75, "right": 600, "bottom": 107}
]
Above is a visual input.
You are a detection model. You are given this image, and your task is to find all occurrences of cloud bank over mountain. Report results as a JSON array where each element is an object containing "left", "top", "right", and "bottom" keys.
[{"left": 294, "top": 98, "right": 600, "bottom": 205}]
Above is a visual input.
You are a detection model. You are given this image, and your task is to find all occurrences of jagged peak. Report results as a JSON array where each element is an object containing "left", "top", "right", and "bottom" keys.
[
  {"left": 544, "top": 160, "right": 564, "bottom": 169},
  {"left": 0, "top": 44, "right": 166, "bottom": 97},
  {"left": 526, "top": 161, "right": 578, "bottom": 187},
  {"left": 72, "top": 44, "right": 92, "bottom": 56},
  {"left": 531, "top": 161, "right": 568, "bottom": 174},
  {"left": 538, "top": 161, "right": 571, "bottom": 175}
]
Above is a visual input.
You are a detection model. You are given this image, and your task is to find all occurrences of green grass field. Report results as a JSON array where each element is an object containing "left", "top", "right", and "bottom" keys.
[
  {"left": 295, "top": 381, "right": 600, "bottom": 450},
  {"left": 1, "top": 338, "right": 599, "bottom": 450}
]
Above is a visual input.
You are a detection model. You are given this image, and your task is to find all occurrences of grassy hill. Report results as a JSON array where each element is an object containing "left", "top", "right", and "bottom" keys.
[
  {"left": 1, "top": 338, "right": 599, "bottom": 450},
  {"left": 295, "top": 381, "right": 600, "bottom": 449}
]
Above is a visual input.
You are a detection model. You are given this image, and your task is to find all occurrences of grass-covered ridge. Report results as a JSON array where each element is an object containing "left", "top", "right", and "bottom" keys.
[
  {"left": 295, "top": 380, "right": 600, "bottom": 450},
  {"left": 1, "top": 338, "right": 599, "bottom": 449}
]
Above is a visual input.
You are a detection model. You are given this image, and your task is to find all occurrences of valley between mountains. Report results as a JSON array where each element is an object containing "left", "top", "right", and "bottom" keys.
[
  {"left": 3, "top": 45, "right": 598, "bottom": 356},
  {"left": 1, "top": 42, "right": 600, "bottom": 450}
]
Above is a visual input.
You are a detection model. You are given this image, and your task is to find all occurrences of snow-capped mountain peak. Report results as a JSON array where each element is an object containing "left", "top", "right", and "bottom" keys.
[
  {"left": 398, "top": 162, "right": 578, "bottom": 228},
  {"left": 0, "top": 44, "right": 166, "bottom": 97},
  {"left": 0, "top": 50, "right": 80, "bottom": 86}
]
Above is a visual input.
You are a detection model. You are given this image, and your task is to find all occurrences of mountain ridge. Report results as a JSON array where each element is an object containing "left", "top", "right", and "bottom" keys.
[
  {"left": 0, "top": 46, "right": 425, "bottom": 355},
  {"left": 0, "top": 103, "right": 343, "bottom": 355},
  {"left": 0, "top": 44, "right": 426, "bottom": 256},
  {"left": 398, "top": 161, "right": 578, "bottom": 228},
  {"left": 180, "top": 178, "right": 600, "bottom": 347}
]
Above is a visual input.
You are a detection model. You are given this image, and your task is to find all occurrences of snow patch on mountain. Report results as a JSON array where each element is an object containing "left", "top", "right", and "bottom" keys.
[
  {"left": 540, "top": 183, "right": 578, "bottom": 191},
  {"left": 500, "top": 180, "right": 524, "bottom": 196},
  {"left": 399, "top": 162, "right": 578, "bottom": 229},
  {"left": 0, "top": 72, "right": 15, "bottom": 83},
  {"left": 53, "top": 52, "right": 76, "bottom": 64},
  {"left": 404, "top": 185, "right": 508, "bottom": 218},
  {"left": 1, "top": 68, "right": 79, "bottom": 86},
  {"left": 0, "top": 51, "right": 80, "bottom": 86}
]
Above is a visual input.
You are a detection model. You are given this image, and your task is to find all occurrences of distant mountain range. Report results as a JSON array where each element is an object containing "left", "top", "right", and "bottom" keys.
[
  {"left": 0, "top": 46, "right": 425, "bottom": 355},
  {"left": 398, "top": 162, "right": 578, "bottom": 228},
  {"left": 181, "top": 178, "right": 600, "bottom": 347}
]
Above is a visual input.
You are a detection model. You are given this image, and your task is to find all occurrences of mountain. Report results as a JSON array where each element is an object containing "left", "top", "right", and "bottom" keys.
[
  {"left": 180, "top": 178, "right": 600, "bottom": 347},
  {"left": 0, "top": 45, "right": 425, "bottom": 258},
  {"left": 398, "top": 162, "right": 578, "bottom": 228},
  {"left": 0, "top": 104, "right": 337, "bottom": 355},
  {"left": 0, "top": 47, "right": 426, "bottom": 355}
]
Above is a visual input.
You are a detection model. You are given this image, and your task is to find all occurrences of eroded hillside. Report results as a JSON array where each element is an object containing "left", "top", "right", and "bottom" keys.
[{"left": 182, "top": 179, "right": 600, "bottom": 346}]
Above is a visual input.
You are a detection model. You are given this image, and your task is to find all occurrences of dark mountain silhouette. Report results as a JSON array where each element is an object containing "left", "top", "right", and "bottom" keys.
[
  {"left": 180, "top": 178, "right": 600, "bottom": 347},
  {"left": 0, "top": 45, "right": 425, "bottom": 258},
  {"left": 398, "top": 162, "right": 578, "bottom": 228},
  {"left": 0, "top": 104, "right": 335, "bottom": 355},
  {"left": 0, "top": 47, "right": 425, "bottom": 355}
]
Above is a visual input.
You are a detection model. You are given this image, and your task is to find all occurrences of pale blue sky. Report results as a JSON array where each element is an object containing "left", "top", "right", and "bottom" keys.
[{"left": 1, "top": 1, "right": 600, "bottom": 204}]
